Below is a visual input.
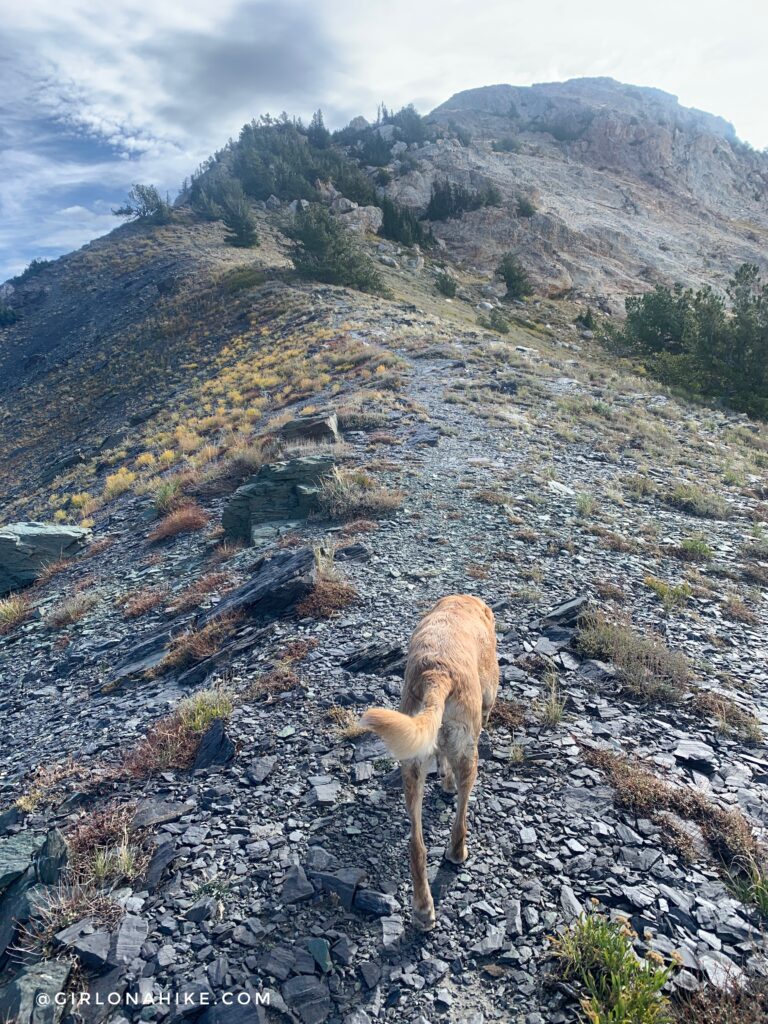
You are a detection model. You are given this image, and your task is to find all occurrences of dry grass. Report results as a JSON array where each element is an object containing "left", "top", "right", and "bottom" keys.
[
  {"left": 279, "top": 637, "right": 319, "bottom": 661},
  {"left": 593, "top": 580, "right": 626, "bottom": 603},
  {"left": 582, "top": 747, "right": 761, "bottom": 871},
  {"left": 15, "top": 759, "right": 82, "bottom": 813},
  {"left": 169, "top": 572, "right": 233, "bottom": 613},
  {"left": 317, "top": 467, "right": 403, "bottom": 520},
  {"left": 148, "top": 502, "right": 210, "bottom": 543},
  {"left": 488, "top": 698, "right": 525, "bottom": 731},
  {"left": 244, "top": 663, "right": 301, "bottom": 701},
  {"left": 326, "top": 705, "right": 367, "bottom": 738},
  {"left": 340, "top": 518, "right": 379, "bottom": 535},
  {"left": 35, "top": 557, "right": 72, "bottom": 585},
  {"left": 692, "top": 691, "right": 763, "bottom": 744},
  {"left": 123, "top": 688, "right": 233, "bottom": 777},
  {"left": 156, "top": 614, "right": 240, "bottom": 674},
  {"left": 473, "top": 489, "right": 508, "bottom": 506},
  {"left": 120, "top": 587, "right": 168, "bottom": 619},
  {"left": 675, "top": 978, "right": 768, "bottom": 1023},
  {"left": 44, "top": 590, "right": 99, "bottom": 629},
  {"left": 537, "top": 672, "right": 566, "bottom": 727},
  {"left": 664, "top": 483, "right": 730, "bottom": 519},
  {"left": 67, "top": 803, "right": 148, "bottom": 885},
  {"left": 295, "top": 578, "right": 358, "bottom": 618},
  {"left": 722, "top": 595, "right": 760, "bottom": 625},
  {"left": 577, "top": 612, "right": 691, "bottom": 703},
  {"left": 0, "top": 593, "right": 31, "bottom": 634}
]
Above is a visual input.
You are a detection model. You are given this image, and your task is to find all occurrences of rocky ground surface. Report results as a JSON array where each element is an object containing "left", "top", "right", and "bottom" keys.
[{"left": 1, "top": 285, "right": 767, "bottom": 1023}]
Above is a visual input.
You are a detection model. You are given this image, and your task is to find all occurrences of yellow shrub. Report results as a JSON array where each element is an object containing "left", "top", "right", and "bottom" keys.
[
  {"left": 103, "top": 468, "right": 137, "bottom": 500},
  {"left": 135, "top": 452, "right": 156, "bottom": 469}
]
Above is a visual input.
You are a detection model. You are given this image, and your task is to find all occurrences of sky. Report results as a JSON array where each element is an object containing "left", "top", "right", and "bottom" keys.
[{"left": 2, "top": 0, "right": 767, "bottom": 282}]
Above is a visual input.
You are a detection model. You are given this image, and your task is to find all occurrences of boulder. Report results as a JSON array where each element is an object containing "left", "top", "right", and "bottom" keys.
[
  {"left": 339, "top": 206, "right": 384, "bottom": 235},
  {"left": 222, "top": 456, "right": 335, "bottom": 543},
  {"left": 0, "top": 522, "right": 91, "bottom": 594},
  {"left": 199, "top": 546, "right": 317, "bottom": 627},
  {"left": 279, "top": 411, "right": 339, "bottom": 445},
  {"left": 0, "top": 960, "right": 71, "bottom": 1024}
]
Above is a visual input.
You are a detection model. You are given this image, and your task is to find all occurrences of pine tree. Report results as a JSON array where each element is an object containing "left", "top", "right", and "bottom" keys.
[
  {"left": 308, "top": 109, "right": 331, "bottom": 149},
  {"left": 496, "top": 253, "right": 532, "bottom": 299}
]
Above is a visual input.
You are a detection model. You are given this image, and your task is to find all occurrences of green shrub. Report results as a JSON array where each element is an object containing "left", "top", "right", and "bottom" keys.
[
  {"left": 517, "top": 196, "right": 536, "bottom": 217},
  {"left": 288, "top": 204, "right": 383, "bottom": 293},
  {"left": 575, "top": 307, "right": 596, "bottom": 331},
  {"left": 0, "top": 301, "right": 18, "bottom": 326},
  {"left": 492, "top": 137, "right": 522, "bottom": 154},
  {"left": 551, "top": 912, "right": 675, "bottom": 1024},
  {"left": 478, "top": 308, "right": 510, "bottom": 334},
  {"left": 424, "top": 179, "right": 501, "bottom": 221},
  {"left": 607, "top": 264, "right": 768, "bottom": 418},
  {"left": 496, "top": 253, "right": 532, "bottom": 299},
  {"left": 113, "top": 184, "right": 173, "bottom": 224},
  {"left": 435, "top": 272, "right": 457, "bottom": 297},
  {"left": 379, "top": 196, "right": 432, "bottom": 248},
  {"left": 677, "top": 534, "right": 713, "bottom": 562}
]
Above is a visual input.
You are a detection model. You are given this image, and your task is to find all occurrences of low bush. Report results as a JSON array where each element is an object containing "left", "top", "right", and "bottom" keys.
[
  {"left": 124, "top": 688, "right": 233, "bottom": 776},
  {"left": 148, "top": 503, "right": 209, "bottom": 543},
  {"left": 551, "top": 911, "right": 675, "bottom": 1024},
  {"left": 577, "top": 612, "right": 691, "bottom": 703}
]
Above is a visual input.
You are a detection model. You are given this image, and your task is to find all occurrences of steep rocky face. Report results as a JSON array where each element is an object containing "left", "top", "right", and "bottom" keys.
[{"left": 385, "top": 77, "right": 768, "bottom": 302}]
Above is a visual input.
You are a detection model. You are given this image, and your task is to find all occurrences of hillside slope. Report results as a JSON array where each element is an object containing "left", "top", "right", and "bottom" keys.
[
  {"left": 0, "top": 80, "right": 767, "bottom": 1023},
  {"left": 390, "top": 77, "right": 768, "bottom": 301}
]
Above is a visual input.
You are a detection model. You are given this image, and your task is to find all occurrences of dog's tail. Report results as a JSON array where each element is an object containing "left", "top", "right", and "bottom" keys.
[{"left": 359, "top": 670, "right": 451, "bottom": 760}]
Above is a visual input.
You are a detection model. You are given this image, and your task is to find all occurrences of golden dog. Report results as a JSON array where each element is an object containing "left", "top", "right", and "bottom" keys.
[{"left": 360, "top": 594, "right": 499, "bottom": 929}]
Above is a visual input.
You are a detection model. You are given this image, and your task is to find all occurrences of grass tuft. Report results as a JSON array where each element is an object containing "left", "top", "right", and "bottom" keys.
[
  {"left": 664, "top": 483, "right": 730, "bottom": 519},
  {"left": 317, "top": 467, "right": 403, "bottom": 520},
  {"left": 551, "top": 911, "right": 675, "bottom": 1024},
  {"left": 148, "top": 502, "right": 209, "bottom": 543},
  {"left": 577, "top": 612, "right": 690, "bottom": 703},
  {"left": 124, "top": 688, "right": 233, "bottom": 776},
  {"left": 0, "top": 594, "right": 31, "bottom": 634}
]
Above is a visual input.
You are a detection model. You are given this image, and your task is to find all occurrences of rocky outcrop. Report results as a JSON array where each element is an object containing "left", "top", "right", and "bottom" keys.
[
  {"left": 378, "top": 77, "right": 768, "bottom": 302},
  {"left": 222, "top": 455, "right": 335, "bottom": 543},
  {"left": 278, "top": 411, "right": 339, "bottom": 445},
  {"left": 0, "top": 522, "right": 91, "bottom": 594}
]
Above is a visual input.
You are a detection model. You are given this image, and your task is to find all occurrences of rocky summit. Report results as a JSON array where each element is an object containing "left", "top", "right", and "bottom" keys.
[{"left": 0, "top": 78, "right": 767, "bottom": 1024}]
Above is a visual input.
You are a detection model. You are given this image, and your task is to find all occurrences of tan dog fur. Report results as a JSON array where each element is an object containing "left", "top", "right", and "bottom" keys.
[{"left": 360, "top": 594, "right": 499, "bottom": 929}]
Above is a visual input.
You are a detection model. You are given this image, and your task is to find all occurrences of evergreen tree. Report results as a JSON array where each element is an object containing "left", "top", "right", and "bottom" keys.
[
  {"left": 496, "top": 253, "right": 532, "bottom": 299},
  {"left": 288, "top": 204, "right": 383, "bottom": 293},
  {"left": 113, "top": 184, "right": 173, "bottom": 224},
  {"left": 220, "top": 182, "right": 259, "bottom": 247},
  {"left": 308, "top": 109, "right": 331, "bottom": 149}
]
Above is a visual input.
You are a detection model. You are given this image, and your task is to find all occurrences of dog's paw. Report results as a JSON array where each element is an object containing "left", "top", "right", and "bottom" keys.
[
  {"left": 412, "top": 904, "right": 436, "bottom": 931},
  {"left": 444, "top": 843, "right": 468, "bottom": 865}
]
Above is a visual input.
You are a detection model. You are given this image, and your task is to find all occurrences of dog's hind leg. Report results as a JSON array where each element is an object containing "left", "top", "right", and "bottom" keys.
[
  {"left": 402, "top": 758, "right": 435, "bottom": 930},
  {"left": 445, "top": 750, "right": 478, "bottom": 865},
  {"left": 438, "top": 752, "right": 456, "bottom": 793}
]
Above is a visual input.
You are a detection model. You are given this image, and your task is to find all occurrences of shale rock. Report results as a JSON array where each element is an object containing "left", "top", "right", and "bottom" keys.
[
  {"left": 222, "top": 456, "right": 335, "bottom": 543},
  {"left": 0, "top": 522, "right": 91, "bottom": 594}
]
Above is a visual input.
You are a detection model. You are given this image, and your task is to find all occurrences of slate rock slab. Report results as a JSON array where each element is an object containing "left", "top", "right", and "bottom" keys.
[
  {"left": 0, "top": 959, "right": 72, "bottom": 1024},
  {"left": 199, "top": 546, "right": 317, "bottom": 625},
  {"left": 341, "top": 643, "right": 407, "bottom": 677},
  {"left": 192, "top": 719, "right": 235, "bottom": 770},
  {"left": 281, "top": 975, "right": 331, "bottom": 1024},
  {"left": 0, "top": 521, "right": 91, "bottom": 595},
  {"left": 279, "top": 411, "right": 339, "bottom": 444},
  {"left": 222, "top": 456, "right": 335, "bottom": 542}
]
